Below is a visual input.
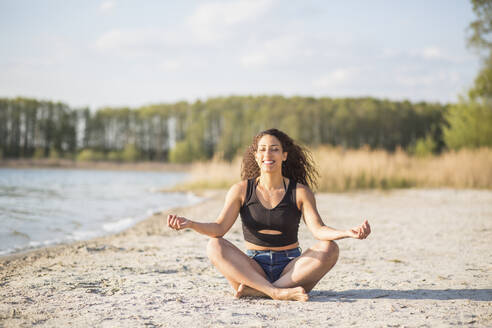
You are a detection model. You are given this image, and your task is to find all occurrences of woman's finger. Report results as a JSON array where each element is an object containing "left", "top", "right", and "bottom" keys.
[
  {"left": 361, "top": 220, "right": 369, "bottom": 234},
  {"left": 171, "top": 215, "right": 178, "bottom": 229}
]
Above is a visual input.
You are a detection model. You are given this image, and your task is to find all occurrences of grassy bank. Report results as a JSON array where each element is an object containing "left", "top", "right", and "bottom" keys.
[{"left": 172, "top": 147, "right": 492, "bottom": 192}]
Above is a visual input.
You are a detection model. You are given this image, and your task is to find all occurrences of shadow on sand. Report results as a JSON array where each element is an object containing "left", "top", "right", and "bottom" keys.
[{"left": 309, "top": 289, "right": 492, "bottom": 303}]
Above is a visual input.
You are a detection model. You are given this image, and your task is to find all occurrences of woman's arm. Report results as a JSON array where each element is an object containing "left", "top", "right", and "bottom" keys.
[
  {"left": 167, "top": 181, "right": 245, "bottom": 238},
  {"left": 297, "top": 184, "right": 371, "bottom": 241}
]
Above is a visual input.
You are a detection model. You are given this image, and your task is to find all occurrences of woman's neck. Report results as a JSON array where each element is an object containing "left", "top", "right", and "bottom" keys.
[{"left": 258, "top": 173, "right": 284, "bottom": 190}]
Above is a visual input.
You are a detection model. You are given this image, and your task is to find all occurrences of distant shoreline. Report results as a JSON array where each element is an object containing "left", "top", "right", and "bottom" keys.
[{"left": 0, "top": 159, "right": 190, "bottom": 172}]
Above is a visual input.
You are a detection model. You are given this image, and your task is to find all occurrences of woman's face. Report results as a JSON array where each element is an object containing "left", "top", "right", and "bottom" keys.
[{"left": 255, "top": 134, "right": 287, "bottom": 173}]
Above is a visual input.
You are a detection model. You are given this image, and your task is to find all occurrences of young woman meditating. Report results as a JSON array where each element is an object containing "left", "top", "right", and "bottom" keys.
[{"left": 167, "top": 128, "right": 371, "bottom": 301}]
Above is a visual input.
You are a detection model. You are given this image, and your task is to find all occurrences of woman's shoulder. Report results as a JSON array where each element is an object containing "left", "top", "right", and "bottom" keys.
[
  {"left": 231, "top": 179, "right": 249, "bottom": 189},
  {"left": 227, "top": 180, "right": 249, "bottom": 203},
  {"left": 293, "top": 181, "right": 315, "bottom": 199},
  {"left": 227, "top": 180, "right": 246, "bottom": 192},
  {"left": 291, "top": 180, "right": 309, "bottom": 191}
]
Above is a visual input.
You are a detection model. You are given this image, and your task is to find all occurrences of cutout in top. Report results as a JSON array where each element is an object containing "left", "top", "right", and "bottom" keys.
[{"left": 258, "top": 229, "right": 282, "bottom": 235}]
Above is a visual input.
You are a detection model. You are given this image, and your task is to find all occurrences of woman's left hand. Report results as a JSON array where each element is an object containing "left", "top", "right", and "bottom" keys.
[
  {"left": 347, "top": 220, "right": 371, "bottom": 239},
  {"left": 167, "top": 214, "right": 192, "bottom": 231}
]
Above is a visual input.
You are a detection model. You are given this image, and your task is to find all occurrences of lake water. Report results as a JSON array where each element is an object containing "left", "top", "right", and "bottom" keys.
[{"left": 0, "top": 168, "right": 201, "bottom": 256}]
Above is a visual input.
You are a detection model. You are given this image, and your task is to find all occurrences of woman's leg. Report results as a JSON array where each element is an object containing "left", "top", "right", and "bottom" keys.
[
  {"left": 273, "top": 240, "right": 339, "bottom": 292},
  {"left": 206, "top": 237, "right": 308, "bottom": 301}
]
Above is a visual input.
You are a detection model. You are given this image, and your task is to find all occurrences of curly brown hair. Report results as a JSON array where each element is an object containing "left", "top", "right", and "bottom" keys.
[{"left": 240, "top": 129, "right": 319, "bottom": 190}]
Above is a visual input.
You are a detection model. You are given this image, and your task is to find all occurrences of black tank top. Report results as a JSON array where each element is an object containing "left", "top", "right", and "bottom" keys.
[{"left": 240, "top": 178, "right": 302, "bottom": 247}]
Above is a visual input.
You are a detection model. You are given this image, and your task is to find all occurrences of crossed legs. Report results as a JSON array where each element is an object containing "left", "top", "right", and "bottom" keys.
[{"left": 206, "top": 237, "right": 339, "bottom": 301}]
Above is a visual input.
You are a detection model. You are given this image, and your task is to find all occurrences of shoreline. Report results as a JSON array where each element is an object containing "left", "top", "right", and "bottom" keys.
[
  {"left": 0, "top": 189, "right": 218, "bottom": 263},
  {"left": 0, "top": 159, "right": 190, "bottom": 172},
  {"left": 1, "top": 189, "right": 491, "bottom": 327},
  {"left": 0, "top": 164, "right": 197, "bottom": 260},
  {"left": 0, "top": 190, "right": 219, "bottom": 262}
]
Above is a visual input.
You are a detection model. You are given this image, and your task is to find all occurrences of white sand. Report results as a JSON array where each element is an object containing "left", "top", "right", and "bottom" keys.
[{"left": 1, "top": 189, "right": 491, "bottom": 327}]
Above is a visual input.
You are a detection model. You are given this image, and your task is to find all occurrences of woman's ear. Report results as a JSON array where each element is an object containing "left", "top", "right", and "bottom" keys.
[{"left": 283, "top": 152, "right": 288, "bottom": 161}]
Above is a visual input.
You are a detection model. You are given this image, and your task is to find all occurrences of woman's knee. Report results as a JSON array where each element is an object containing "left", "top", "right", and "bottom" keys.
[
  {"left": 206, "top": 237, "right": 225, "bottom": 260},
  {"left": 317, "top": 240, "right": 339, "bottom": 264}
]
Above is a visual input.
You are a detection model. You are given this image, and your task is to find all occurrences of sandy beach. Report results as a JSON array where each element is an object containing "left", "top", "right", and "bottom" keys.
[{"left": 1, "top": 189, "right": 491, "bottom": 327}]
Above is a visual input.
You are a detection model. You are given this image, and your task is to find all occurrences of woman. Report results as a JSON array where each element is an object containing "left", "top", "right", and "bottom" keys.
[{"left": 167, "top": 129, "right": 371, "bottom": 301}]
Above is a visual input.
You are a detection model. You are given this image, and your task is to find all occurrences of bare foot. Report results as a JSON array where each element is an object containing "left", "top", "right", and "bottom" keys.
[
  {"left": 235, "top": 283, "right": 268, "bottom": 299},
  {"left": 272, "top": 287, "right": 309, "bottom": 302}
]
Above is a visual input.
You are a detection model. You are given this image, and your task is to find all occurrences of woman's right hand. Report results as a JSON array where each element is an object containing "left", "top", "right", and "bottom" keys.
[
  {"left": 167, "top": 214, "right": 192, "bottom": 231},
  {"left": 346, "top": 220, "right": 371, "bottom": 239}
]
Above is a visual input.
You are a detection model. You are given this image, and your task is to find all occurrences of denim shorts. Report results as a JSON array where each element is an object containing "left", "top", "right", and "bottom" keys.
[{"left": 246, "top": 247, "right": 302, "bottom": 283}]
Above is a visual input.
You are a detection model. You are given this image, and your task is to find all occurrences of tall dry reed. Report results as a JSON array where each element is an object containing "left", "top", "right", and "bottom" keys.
[
  {"left": 314, "top": 146, "right": 492, "bottom": 191},
  {"left": 175, "top": 147, "right": 492, "bottom": 192}
]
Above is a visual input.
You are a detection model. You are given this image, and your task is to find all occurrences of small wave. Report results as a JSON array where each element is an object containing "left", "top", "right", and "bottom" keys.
[
  {"left": 102, "top": 217, "right": 135, "bottom": 232},
  {"left": 28, "top": 238, "right": 62, "bottom": 248},
  {"left": 146, "top": 208, "right": 162, "bottom": 216},
  {"left": 186, "top": 191, "right": 202, "bottom": 202},
  {"left": 0, "top": 248, "right": 15, "bottom": 256},
  {"left": 144, "top": 192, "right": 203, "bottom": 217},
  {"left": 69, "top": 230, "right": 100, "bottom": 241}
]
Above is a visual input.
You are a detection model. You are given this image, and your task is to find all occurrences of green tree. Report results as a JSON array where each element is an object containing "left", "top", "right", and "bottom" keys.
[
  {"left": 468, "top": 0, "right": 492, "bottom": 51},
  {"left": 468, "top": 0, "right": 492, "bottom": 100},
  {"left": 121, "top": 143, "right": 139, "bottom": 162},
  {"left": 469, "top": 54, "right": 492, "bottom": 99},
  {"left": 107, "top": 151, "right": 122, "bottom": 162},
  {"left": 443, "top": 1, "right": 492, "bottom": 150},
  {"left": 168, "top": 140, "right": 194, "bottom": 163},
  {"left": 76, "top": 149, "right": 105, "bottom": 161},
  {"left": 444, "top": 98, "right": 492, "bottom": 149},
  {"left": 410, "top": 134, "right": 437, "bottom": 157}
]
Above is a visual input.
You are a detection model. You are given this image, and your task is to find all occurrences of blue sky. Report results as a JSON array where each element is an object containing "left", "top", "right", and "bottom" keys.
[{"left": 0, "top": 0, "right": 479, "bottom": 109}]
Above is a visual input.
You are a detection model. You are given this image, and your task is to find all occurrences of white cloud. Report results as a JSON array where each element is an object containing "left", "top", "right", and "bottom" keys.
[
  {"left": 94, "top": 28, "right": 182, "bottom": 56},
  {"left": 159, "top": 60, "right": 182, "bottom": 72},
  {"left": 312, "top": 68, "right": 359, "bottom": 88},
  {"left": 95, "top": 29, "right": 124, "bottom": 51},
  {"left": 99, "top": 1, "right": 116, "bottom": 13},
  {"left": 187, "top": 0, "right": 275, "bottom": 43},
  {"left": 240, "top": 53, "right": 268, "bottom": 68},
  {"left": 421, "top": 46, "right": 442, "bottom": 60},
  {"left": 395, "top": 70, "right": 460, "bottom": 87},
  {"left": 382, "top": 46, "right": 462, "bottom": 63},
  {"left": 240, "top": 35, "right": 311, "bottom": 68}
]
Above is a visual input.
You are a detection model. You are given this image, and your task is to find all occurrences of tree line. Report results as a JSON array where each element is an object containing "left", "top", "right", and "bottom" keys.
[{"left": 0, "top": 96, "right": 450, "bottom": 162}]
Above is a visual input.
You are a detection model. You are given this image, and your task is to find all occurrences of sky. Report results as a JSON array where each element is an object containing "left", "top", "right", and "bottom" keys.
[{"left": 0, "top": 0, "right": 480, "bottom": 110}]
